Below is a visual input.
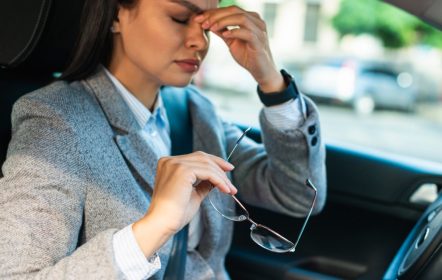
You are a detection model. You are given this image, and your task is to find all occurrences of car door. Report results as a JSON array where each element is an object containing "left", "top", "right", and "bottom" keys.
[{"left": 225, "top": 130, "right": 442, "bottom": 280}]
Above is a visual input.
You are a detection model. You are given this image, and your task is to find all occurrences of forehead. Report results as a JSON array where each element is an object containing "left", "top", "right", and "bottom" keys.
[{"left": 169, "top": 0, "right": 219, "bottom": 12}]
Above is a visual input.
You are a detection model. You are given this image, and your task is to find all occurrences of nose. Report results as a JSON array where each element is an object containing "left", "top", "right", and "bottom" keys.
[{"left": 184, "top": 21, "right": 209, "bottom": 51}]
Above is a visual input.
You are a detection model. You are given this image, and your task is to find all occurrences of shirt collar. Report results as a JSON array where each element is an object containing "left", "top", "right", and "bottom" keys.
[{"left": 104, "top": 68, "right": 166, "bottom": 129}]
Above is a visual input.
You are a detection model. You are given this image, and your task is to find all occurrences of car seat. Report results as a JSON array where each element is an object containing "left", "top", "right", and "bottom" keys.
[{"left": 0, "top": 0, "right": 85, "bottom": 175}]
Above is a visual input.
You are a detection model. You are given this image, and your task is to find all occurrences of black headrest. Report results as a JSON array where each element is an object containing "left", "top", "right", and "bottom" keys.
[{"left": 0, "top": 0, "right": 85, "bottom": 76}]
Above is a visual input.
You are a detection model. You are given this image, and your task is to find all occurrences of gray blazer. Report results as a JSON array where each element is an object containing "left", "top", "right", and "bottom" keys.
[{"left": 0, "top": 68, "right": 326, "bottom": 279}]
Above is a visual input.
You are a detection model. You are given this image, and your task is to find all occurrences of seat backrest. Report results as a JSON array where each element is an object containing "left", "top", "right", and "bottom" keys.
[{"left": 0, "top": 0, "right": 85, "bottom": 176}]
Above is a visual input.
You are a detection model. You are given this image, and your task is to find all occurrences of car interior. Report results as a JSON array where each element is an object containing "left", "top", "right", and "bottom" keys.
[{"left": 1, "top": 0, "right": 442, "bottom": 280}]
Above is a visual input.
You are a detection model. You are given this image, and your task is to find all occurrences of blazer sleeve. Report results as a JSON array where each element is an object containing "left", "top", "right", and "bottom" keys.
[
  {"left": 225, "top": 95, "right": 326, "bottom": 216},
  {"left": 0, "top": 96, "right": 124, "bottom": 279}
]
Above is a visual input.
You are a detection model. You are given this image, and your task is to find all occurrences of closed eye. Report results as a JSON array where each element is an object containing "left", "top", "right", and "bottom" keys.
[{"left": 172, "top": 17, "right": 189, "bottom": 25}]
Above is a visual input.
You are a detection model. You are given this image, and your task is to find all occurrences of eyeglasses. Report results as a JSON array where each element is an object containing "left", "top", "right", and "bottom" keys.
[{"left": 208, "top": 127, "right": 317, "bottom": 253}]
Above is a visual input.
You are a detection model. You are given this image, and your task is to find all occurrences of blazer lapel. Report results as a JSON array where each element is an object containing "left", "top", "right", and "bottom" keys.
[
  {"left": 114, "top": 132, "right": 159, "bottom": 190},
  {"left": 83, "top": 68, "right": 158, "bottom": 192}
]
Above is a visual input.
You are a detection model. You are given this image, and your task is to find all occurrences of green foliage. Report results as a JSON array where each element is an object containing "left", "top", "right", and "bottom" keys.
[
  {"left": 332, "top": 0, "right": 442, "bottom": 49},
  {"left": 220, "top": 0, "right": 237, "bottom": 8},
  {"left": 416, "top": 22, "right": 442, "bottom": 48}
]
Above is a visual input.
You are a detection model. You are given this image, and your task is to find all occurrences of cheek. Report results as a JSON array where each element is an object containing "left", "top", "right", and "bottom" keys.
[
  {"left": 124, "top": 24, "right": 180, "bottom": 57},
  {"left": 144, "top": 26, "right": 185, "bottom": 52}
]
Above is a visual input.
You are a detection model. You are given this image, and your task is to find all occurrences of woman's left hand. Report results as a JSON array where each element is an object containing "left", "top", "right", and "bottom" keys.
[{"left": 195, "top": 6, "right": 285, "bottom": 93}]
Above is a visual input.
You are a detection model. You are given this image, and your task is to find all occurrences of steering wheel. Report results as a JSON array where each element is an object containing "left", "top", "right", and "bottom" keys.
[{"left": 383, "top": 195, "right": 442, "bottom": 279}]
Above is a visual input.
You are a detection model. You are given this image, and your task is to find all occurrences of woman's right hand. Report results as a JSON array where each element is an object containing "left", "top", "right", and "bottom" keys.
[{"left": 132, "top": 151, "right": 236, "bottom": 256}]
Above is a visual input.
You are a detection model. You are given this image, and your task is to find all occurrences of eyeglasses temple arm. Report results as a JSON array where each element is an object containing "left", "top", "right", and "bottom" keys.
[
  {"left": 227, "top": 127, "right": 252, "bottom": 161},
  {"left": 291, "top": 179, "right": 318, "bottom": 252}
]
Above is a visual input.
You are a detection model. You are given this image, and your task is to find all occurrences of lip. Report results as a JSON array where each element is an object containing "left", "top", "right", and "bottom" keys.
[{"left": 175, "top": 59, "right": 200, "bottom": 73}]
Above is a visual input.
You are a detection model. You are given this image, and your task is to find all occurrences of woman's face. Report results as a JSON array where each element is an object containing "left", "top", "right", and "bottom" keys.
[{"left": 113, "top": 0, "right": 218, "bottom": 88}]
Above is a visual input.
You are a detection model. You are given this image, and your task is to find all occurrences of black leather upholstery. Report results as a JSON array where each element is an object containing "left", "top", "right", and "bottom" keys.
[
  {"left": 0, "top": 0, "right": 84, "bottom": 71},
  {"left": 0, "top": 0, "right": 85, "bottom": 175}
]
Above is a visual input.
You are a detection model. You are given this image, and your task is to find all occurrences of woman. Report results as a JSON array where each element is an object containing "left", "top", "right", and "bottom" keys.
[{"left": 0, "top": 0, "right": 326, "bottom": 279}]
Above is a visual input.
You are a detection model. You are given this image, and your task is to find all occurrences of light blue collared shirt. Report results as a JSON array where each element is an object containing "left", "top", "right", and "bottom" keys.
[{"left": 105, "top": 69, "right": 171, "bottom": 158}]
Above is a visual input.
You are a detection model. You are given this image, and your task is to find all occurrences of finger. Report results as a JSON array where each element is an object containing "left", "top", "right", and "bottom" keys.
[
  {"left": 191, "top": 154, "right": 237, "bottom": 193},
  {"left": 190, "top": 166, "right": 235, "bottom": 194},
  {"left": 170, "top": 152, "right": 234, "bottom": 174},
  {"left": 207, "top": 14, "right": 257, "bottom": 34},
  {"left": 194, "top": 5, "right": 245, "bottom": 25},
  {"left": 169, "top": 152, "right": 236, "bottom": 192},
  {"left": 181, "top": 160, "right": 237, "bottom": 193},
  {"left": 187, "top": 151, "right": 235, "bottom": 172},
  {"left": 177, "top": 161, "right": 236, "bottom": 193},
  {"left": 209, "top": 13, "right": 266, "bottom": 34},
  {"left": 196, "top": 6, "right": 264, "bottom": 34},
  {"left": 220, "top": 28, "right": 261, "bottom": 48}
]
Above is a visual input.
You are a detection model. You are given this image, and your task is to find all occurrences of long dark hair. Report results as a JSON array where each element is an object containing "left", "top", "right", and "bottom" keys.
[{"left": 61, "top": 0, "right": 136, "bottom": 81}]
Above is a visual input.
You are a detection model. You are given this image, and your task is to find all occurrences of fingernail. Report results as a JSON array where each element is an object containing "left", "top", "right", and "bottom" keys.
[
  {"left": 194, "top": 15, "right": 205, "bottom": 22},
  {"left": 227, "top": 162, "right": 235, "bottom": 170},
  {"left": 231, "top": 185, "right": 238, "bottom": 194}
]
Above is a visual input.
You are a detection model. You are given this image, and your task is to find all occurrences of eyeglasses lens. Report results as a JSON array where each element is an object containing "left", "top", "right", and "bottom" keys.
[
  {"left": 250, "top": 224, "right": 295, "bottom": 253},
  {"left": 208, "top": 187, "right": 248, "bottom": 222}
]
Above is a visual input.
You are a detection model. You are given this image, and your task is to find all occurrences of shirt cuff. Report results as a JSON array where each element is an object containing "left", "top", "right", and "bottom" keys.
[
  {"left": 263, "top": 95, "right": 307, "bottom": 130},
  {"left": 113, "top": 224, "right": 161, "bottom": 280}
]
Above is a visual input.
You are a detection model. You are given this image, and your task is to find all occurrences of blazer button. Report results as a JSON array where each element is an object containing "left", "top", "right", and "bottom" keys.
[
  {"left": 311, "top": 136, "right": 318, "bottom": 146},
  {"left": 308, "top": 124, "right": 316, "bottom": 135}
]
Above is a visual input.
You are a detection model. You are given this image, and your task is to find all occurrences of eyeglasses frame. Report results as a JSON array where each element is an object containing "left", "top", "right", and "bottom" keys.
[{"left": 210, "top": 127, "right": 318, "bottom": 253}]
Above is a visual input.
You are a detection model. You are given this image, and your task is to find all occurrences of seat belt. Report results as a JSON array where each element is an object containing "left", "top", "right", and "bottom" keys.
[{"left": 161, "top": 87, "right": 192, "bottom": 280}]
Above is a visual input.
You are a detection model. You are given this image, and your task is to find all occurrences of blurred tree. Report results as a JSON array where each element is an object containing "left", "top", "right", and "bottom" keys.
[
  {"left": 332, "top": 0, "right": 442, "bottom": 48},
  {"left": 220, "top": 0, "right": 237, "bottom": 8}
]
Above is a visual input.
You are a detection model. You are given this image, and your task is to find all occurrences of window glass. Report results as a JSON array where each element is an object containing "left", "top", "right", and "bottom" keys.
[
  {"left": 304, "top": 1, "right": 320, "bottom": 42},
  {"left": 263, "top": 2, "right": 278, "bottom": 38},
  {"left": 201, "top": 0, "right": 442, "bottom": 164}
]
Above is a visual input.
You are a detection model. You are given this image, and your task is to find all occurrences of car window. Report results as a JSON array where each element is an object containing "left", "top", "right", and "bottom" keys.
[
  {"left": 362, "top": 67, "right": 396, "bottom": 76},
  {"left": 200, "top": 0, "right": 442, "bottom": 164}
]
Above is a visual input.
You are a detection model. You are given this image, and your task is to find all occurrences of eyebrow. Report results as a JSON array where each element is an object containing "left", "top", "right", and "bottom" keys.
[{"left": 170, "top": 0, "right": 204, "bottom": 14}]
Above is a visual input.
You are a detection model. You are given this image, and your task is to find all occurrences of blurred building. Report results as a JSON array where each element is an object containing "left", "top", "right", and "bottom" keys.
[
  {"left": 237, "top": 0, "right": 342, "bottom": 63},
  {"left": 201, "top": 0, "right": 442, "bottom": 101}
]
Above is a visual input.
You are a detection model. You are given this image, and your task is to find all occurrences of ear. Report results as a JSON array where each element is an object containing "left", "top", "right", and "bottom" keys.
[
  {"left": 111, "top": 21, "right": 120, "bottom": 33},
  {"left": 111, "top": 7, "right": 121, "bottom": 33}
]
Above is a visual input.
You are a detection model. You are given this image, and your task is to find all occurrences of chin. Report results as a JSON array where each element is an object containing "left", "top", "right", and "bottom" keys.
[{"left": 162, "top": 76, "right": 194, "bottom": 88}]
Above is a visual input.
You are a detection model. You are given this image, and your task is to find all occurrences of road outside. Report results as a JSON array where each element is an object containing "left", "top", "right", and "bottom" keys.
[{"left": 202, "top": 87, "right": 442, "bottom": 164}]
